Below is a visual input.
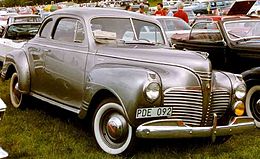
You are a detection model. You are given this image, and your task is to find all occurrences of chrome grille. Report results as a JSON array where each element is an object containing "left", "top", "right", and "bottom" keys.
[
  {"left": 164, "top": 89, "right": 203, "bottom": 126},
  {"left": 195, "top": 71, "right": 212, "bottom": 81},
  {"left": 204, "top": 90, "right": 231, "bottom": 126}
]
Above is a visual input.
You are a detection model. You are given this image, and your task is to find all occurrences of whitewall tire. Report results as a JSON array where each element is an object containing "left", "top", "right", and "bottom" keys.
[
  {"left": 93, "top": 100, "right": 135, "bottom": 155},
  {"left": 10, "top": 73, "right": 26, "bottom": 109},
  {"left": 246, "top": 85, "right": 260, "bottom": 128}
]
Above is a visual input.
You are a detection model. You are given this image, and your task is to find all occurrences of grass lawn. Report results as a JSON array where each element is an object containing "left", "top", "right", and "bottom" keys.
[{"left": 0, "top": 79, "right": 260, "bottom": 158}]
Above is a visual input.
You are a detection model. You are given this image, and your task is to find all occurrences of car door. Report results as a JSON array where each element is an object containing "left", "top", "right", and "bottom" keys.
[
  {"left": 29, "top": 16, "right": 88, "bottom": 108},
  {"left": 176, "top": 21, "right": 227, "bottom": 70}
]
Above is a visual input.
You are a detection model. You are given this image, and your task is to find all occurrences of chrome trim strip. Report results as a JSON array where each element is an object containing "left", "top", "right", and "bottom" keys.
[
  {"left": 136, "top": 117, "right": 255, "bottom": 139},
  {"left": 30, "top": 93, "right": 80, "bottom": 114},
  {"left": 82, "top": 101, "right": 89, "bottom": 110}
]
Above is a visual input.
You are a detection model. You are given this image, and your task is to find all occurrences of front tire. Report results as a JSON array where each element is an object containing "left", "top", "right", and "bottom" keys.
[
  {"left": 93, "top": 99, "right": 135, "bottom": 155},
  {"left": 10, "top": 72, "right": 27, "bottom": 109},
  {"left": 246, "top": 85, "right": 260, "bottom": 128}
]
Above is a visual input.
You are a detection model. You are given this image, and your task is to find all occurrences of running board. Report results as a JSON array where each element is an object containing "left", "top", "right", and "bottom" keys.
[{"left": 30, "top": 93, "right": 80, "bottom": 114}]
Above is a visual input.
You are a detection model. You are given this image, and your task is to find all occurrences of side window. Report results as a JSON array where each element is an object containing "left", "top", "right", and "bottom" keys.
[
  {"left": 74, "top": 21, "right": 85, "bottom": 43},
  {"left": 139, "top": 25, "right": 163, "bottom": 43},
  {"left": 40, "top": 19, "right": 53, "bottom": 38},
  {"left": 53, "top": 18, "right": 76, "bottom": 42},
  {"left": 133, "top": 19, "right": 164, "bottom": 44},
  {"left": 53, "top": 18, "right": 85, "bottom": 43},
  {"left": 190, "top": 22, "right": 223, "bottom": 42}
]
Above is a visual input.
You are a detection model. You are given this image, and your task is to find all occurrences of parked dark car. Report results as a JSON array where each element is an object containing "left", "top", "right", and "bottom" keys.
[
  {"left": 0, "top": 21, "right": 41, "bottom": 65},
  {"left": 172, "top": 16, "right": 260, "bottom": 127},
  {"left": 189, "top": 0, "right": 257, "bottom": 25},
  {"left": 6, "top": 14, "right": 42, "bottom": 25},
  {"left": 0, "top": 8, "right": 255, "bottom": 155}
]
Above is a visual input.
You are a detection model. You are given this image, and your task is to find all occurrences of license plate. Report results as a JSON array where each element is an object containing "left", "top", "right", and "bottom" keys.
[{"left": 136, "top": 107, "right": 173, "bottom": 119}]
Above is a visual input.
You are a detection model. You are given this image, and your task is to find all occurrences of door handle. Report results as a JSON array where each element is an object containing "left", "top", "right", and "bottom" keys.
[
  {"left": 43, "top": 49, "right": 50, "bottom": 52},
  {"left": 43, "top": 49, "right": 53, "bottom": 56}
]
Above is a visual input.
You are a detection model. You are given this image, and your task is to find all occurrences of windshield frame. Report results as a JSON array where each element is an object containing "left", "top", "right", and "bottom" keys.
[
  {"left": 224, "top": 19, "right": 260, "bottom": 42},
  {"left": 90, "top": 17, "right": 167, "bottom": 46}
]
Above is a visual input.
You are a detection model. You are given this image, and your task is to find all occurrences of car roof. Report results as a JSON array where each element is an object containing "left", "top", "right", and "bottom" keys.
[
  {"left": 9, "top": 14, "right": 41, "bottom": 18},
  {"left": 8, "top": 21, "right": 42, "bottom": 25},
  {"left": 153, "top": 16, "right": 181, "bottom": 20},
  {"left": 52, "top": 7, "right": 159, "bottom": 23}
]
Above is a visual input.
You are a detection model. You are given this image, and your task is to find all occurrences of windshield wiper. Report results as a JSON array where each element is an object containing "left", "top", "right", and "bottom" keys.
[
  {"left": 125, "top": 41, "right": 155, "bottom": 45},
  {"left": 227, "top": 31, "right": 241, "bottom": 38},
  {"left": 125, "top": 40, "right": 165, "bottom": 46}
]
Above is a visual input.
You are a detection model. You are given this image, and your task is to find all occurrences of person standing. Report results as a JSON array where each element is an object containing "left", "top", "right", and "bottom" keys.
[
  {"left": 125, "top": 4, "right": 132, "bottom": 11},
  {"left": 174, "top": 2, "right": 189, "bottom": 23},
  {"left": 154, "top": 3, "right": 166, "bottom": 16},
  {"left": 164, "top": 8, "right": 173, "bottom": 16},
  {"left": 136, "top": 4, "right": 146, "bottom": 14}
]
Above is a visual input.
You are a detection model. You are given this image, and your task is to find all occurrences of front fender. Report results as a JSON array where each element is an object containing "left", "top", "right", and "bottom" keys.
[
  {"left": 84, "top": 64, "right": 162, "bottom": 126},
  {"left": 242, "top": 67, "right": 260, "bottom": 83},
  {"left": 1, "top": 49, "right": 30, "bottom": 94}
]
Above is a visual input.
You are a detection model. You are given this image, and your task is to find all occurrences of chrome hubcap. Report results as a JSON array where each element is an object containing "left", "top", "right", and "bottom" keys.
[
  {"left": 106, "top": 113, "right": 128, "bottom": 143},
  {"left": 256, "top": 99, "right": 260, "bottom": 114}
]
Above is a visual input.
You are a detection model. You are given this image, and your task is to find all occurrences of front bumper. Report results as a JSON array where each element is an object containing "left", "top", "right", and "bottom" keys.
[{"left": 136, "top": 116, "right": 255, "bottom": 140}]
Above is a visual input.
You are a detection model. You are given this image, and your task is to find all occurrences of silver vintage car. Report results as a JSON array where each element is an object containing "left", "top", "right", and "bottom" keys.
[{"left": 0, "top": 8, "right": 255, "bottom": 155}]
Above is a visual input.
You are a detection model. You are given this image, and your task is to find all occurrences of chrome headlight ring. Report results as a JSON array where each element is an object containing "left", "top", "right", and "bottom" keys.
[
  {"left": 234, "top": 84, "right": 246, "bottom": 100},
  {"left": 144, "top": 82, "right": 160, "bottom": 103}
]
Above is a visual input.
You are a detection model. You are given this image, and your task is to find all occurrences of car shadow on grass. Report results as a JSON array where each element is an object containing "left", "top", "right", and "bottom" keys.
[{"left": 24, "top": 96, "right": 93, "bottom": 135}]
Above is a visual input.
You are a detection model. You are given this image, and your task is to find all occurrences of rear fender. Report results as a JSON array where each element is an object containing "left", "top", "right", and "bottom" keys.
[{"left": 1, "top": 50, "right": 30, "bottom": 94}]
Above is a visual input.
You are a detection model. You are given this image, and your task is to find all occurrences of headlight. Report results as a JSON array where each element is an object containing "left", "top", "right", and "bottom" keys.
[
  {"left": 233, "top": 101, "right": 245, "bottom": 116},
  {"left": 144, "top": 82, "right": 160, "bottom": 102},
  {"left": 235, "top": 84, "right": 246, "bottom": 99}
]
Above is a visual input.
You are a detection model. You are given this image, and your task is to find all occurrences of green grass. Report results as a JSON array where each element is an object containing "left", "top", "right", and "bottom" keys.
[{"left": 0, "top": 79, "right": 260, "bottom": 158}]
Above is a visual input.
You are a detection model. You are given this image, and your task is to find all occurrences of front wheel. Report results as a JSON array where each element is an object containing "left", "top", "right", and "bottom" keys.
[
  {"left": 10, "top": 72, "right": 27, "bottom": 109},
  {"left": 245, "top": 85, "right": 260, "bottom": 128},
  {"left": 93, "top": 99, "right": 135, "bottom": 155}
]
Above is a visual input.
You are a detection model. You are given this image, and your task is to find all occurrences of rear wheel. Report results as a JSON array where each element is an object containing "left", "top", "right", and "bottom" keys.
[
  {"left": 10, "top": 72, "right": 27, "bottom": 109},
  {"left": 92, "top": 99, "right": 135, "bottom": 155},
  {"left": 246, "top": 85, "right": 260, "bottom": 128}
]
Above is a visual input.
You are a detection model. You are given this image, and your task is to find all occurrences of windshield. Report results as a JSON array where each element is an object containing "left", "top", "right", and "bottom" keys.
[
  {"left": 158, "top": 18, "right": 191, "bottom": 32},
  {"left": 5, "top": 23, "right": 41, "bottom": 40},
  {"left": 224, "top": 20, "right": 260, "bottom": 41},
  {"left": 91, "top": 18, "right": 165, "bottom": 45},
  {"left": 12, "top": 16, "right": 42, "bottom": 23}
]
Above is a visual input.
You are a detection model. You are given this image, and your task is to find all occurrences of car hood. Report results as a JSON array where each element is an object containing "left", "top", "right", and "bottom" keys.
[
  {"left": 227, "top": 0, "right": 256, "bottom": 15},
  {"left": 171, "top": 29, "right": 208, "bottom": 41},
  {"left": 97, "top": 46, "right": 211, "bottom": 73},
  {"left": 165, "top": 30, "right": 190, "bottom": 39}
]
